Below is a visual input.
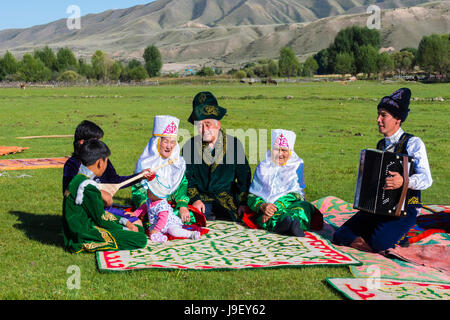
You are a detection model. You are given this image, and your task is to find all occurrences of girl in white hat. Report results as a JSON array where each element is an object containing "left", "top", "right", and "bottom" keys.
[{"left": 247, "top": 129, "right": 322, "bottom": 236}]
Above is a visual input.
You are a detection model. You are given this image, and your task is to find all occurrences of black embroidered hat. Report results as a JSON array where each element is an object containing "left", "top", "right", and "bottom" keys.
[
  {"left": 377, "top": 88, "right": 412, "bottom": 122},
  {"left": 188, "top": 91, "right": 227, "bottom": 124}
]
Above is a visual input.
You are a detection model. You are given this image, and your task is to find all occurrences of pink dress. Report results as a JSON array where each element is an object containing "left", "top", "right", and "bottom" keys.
[{"left": 133, "top": 199, "right": 199, "bottom": 239}]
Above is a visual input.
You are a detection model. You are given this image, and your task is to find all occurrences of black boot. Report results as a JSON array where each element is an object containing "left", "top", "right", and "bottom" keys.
[
  {"left": 274, "top": 216, "right": 293, "bottom": 235},
  {"left": 290, "top": 219, "right": 305, "bottom": 237}
]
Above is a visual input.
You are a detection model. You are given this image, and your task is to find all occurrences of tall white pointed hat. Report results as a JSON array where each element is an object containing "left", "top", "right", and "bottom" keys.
[
  {"left": 152, "top": 115, "right": 179, "bottom": 138},
  {"left": 271, "top": 129, "right": 296, "bottom": 150}
]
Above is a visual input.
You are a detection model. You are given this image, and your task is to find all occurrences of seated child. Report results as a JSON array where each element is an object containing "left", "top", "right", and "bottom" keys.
[
  {"left": 63, "top": 120, "right": 152, "bottom": 222},
  {"left": 247, "top": 129, "right": 322, "bottom": 236},
  {"left": 62, "top": 139, "right": 148, "bottom": 253},
  {"left": 132, "top": 174, "right": 201, "bottom": 242}
]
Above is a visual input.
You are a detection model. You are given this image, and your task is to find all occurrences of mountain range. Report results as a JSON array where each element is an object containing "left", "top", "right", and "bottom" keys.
[{"left": 0, "top": 0, "right": 449, "bottom": 71}]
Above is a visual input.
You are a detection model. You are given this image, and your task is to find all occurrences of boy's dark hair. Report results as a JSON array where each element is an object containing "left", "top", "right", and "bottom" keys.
[
  {"left": 78, "top": 139, "right": 111, "bottom": 167},
  {"left": 73, "top": 120, "right": 104, "bottom": 158}
]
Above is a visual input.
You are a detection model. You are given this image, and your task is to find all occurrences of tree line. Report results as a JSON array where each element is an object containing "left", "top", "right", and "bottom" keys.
[
  {"left": 0, "top": 45, "right": 162, "bottom": 83},
  {"left": 231, "top": 26, "right": 449, "bottom": 80},
  {"left": 0, "top": 26, "right": 448, "bottom": 83}
]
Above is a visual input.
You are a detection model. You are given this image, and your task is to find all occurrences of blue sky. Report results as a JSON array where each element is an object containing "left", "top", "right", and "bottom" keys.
[{"left": 0, "top": 1, "right": 155, "bottom": 30}]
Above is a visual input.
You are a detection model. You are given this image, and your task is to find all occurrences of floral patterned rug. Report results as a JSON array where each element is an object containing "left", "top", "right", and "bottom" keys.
[
  {"left": 96, "top": 220, "right": 361, "bottom": 272},
  {"left": 312, "top": 196, "right": 450, "bottom": 284},
  {"left": 327, "top": 278, "right": 450, "bottom": 300}
]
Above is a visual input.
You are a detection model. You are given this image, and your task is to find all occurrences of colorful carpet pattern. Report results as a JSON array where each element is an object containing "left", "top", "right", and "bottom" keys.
[
  {"left": 0, "top": 146, "right": 29, "bottom": 156},
  {"left": 312, "top": 196, "right": 450, "bottom": 285},
  {"left": 96, "top": 220, "right": 361, "bottom": 272},
  {"left": 327, "top": 278, "right": 450, "bottom": 300},
  {"left": 0, "top": 157, "right": 69, "bottom": 171}
]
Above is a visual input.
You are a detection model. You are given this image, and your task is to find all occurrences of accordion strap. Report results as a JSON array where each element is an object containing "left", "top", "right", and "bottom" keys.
[{"left": 395, "top": 155, "right": 410, "bottom": 217}]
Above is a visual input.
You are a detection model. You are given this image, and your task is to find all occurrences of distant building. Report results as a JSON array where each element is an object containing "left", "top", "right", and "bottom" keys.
[
  {"left": 185, "top": 66, "right": 197, "bottom": 76},
  {"left": 379, "top": 47, "right": 396, "bottom": 54}
]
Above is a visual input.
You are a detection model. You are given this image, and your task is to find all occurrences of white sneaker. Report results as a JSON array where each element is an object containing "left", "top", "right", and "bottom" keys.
[{"left": 190, "top": 231, "right": 201, "bottom": 240}]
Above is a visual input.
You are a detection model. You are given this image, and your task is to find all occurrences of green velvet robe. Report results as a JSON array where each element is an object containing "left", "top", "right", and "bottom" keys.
[
  {"left": 62, "top": 174, "right": 147, "bottom": 253},
  {"left": 182, "top": 130, "right": 252, "bottom": 221},
  {"left": 247, "top": 192, "right": 314, "bottom": 231}
]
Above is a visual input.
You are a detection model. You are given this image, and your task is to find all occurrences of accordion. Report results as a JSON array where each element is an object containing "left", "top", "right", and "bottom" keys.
[{"left": 354, "top": 149, "right": 414, "bottom": 217}]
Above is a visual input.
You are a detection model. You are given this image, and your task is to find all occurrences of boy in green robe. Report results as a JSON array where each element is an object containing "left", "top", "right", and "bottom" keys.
[{"left": 62, "top": 139, "right": 148, "bottom": 253}]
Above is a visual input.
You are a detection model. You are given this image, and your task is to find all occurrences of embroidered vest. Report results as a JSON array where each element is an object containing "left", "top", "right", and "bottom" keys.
[{"left": 376, "top": 132, "right": 421, "bottom": 206}]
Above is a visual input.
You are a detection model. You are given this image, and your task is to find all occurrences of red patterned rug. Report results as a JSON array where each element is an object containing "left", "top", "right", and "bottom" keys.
[
  {"left": 0, "top": 157, "right": 69, "bottom": 171},
  {"left": 327, "top": 277, "right": 450, "bottom": 300},
  {"left": 96, "top": 220, "right": 361, "bottom": 272}
]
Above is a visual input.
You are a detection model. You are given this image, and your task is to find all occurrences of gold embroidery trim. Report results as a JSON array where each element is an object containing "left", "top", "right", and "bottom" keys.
[
  {"left": 408, "top": 197, "right": 420, "bottom": 205},
  {"left": 217, "top": 191, "right": 237, "bottom": 213},
  {"left": 275, "top": 200, "right": 286, "bottom": 209},
  {"left": 77, "top": 227, "right": 118, "bottom": 253},
  {"left": 201, "top": 105, "right": 220, "bottom": 116},
  {"left": 101, "top": 211, "right": 118, "bottom": 222},
  {"left": 187, "top": 187, "right": 199, "bottom": 199}
]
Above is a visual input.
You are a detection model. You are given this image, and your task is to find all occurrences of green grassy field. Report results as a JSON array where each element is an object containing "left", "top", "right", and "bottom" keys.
[{"left": 0, "top": 80, "right": 448, "bottom": 300}]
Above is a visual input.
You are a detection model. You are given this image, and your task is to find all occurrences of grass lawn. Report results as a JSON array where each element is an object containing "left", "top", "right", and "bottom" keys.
[{"left": 0, "top": 80, "right": 448, "bottom": 300}]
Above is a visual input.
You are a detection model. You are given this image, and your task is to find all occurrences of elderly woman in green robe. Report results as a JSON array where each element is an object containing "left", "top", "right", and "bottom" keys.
[
  {"left": 247, "top": 129, "right": 322, "bottom": 236},
  {"left": 131, "top": 115, "right": 201, "bottom": 225}
]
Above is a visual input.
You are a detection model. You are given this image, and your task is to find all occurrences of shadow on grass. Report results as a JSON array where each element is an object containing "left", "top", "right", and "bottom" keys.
[{"left": 9, "top": 211, "right": 64, "bottom": 248}]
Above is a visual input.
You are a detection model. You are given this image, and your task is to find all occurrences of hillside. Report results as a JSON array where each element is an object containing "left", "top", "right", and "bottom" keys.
[{"left": 0, "top": 0, "right": 448, "bottom": 70}]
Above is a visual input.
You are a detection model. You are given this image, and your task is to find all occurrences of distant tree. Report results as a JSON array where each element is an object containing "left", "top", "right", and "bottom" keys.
[
  {"left": 91, "top": 50, "right": 108, "bottom": 81},
  {"left": 332, "top": 26, "right": 380, "bottom": 54},
  {"left": 392, "top": 51, "right": 414, "bottom": 75},
  {"left": 0, "top": 51, "right": 19, "bottom": 80},
  {"left": 78, "top": 58, "right": 95, "bottom": 79},
  {"left": 314, "top": 26, "right": 381, "bottom": 74},
  {"left": 234, "top": 70, "right": 247, "bottom": 79},
  {"left": 417, "top": 34, "right": 450, "bottom": 76},
  {"left": 17, "top": 54, "right": 52, "bottom": 82},
  {"left": 143, "top": 45, "right": 162, "bottom": 77},
  {"left": 301, "top": 56, "right": 319, "bottom": 77},
  {"left": 253, "top": 64, "right": 267, "bottom": 78},
  {"left": 197, "top": 66, "right": 215, "bottom": 76},
  {"left": 0, "top": 51, "right": 18, "bottom": 81},
  {"left": 314, "top": 49, "right": 330, "bottom": 75},
  {"left": 128, "top": 59, "right": 142, "bottom": 69},
  {"left": 400, "top": 47, "right": 418, "bottom": 67},
  {"left": 279, "top": 47, "right": 300, "bottom": 77},
  {"left": 355, "top": 45, "right": 379, "bottom": 78},
  {"left": 34, "top": 46, "right": 57, "bottom": 71},
  {"left": 120, "top": 59, "right": 148, "bottom": 82},
  {"left": 127, "top": 65, "right": 148, "bottom": 81},
  {"left": 245, "top": 68, "right": 255, "bottom": 79},
  {"left": 57, "top": 70, "right": 81, "bottom": 82},
  {"left": 267, "top": 59, "right": 279, "bottom": 77},
  {"left": 377, "top": 52, "right": 394, "bottom": 79},
  {"left": 334, "top": 52, "right": 355, "bottom": 76},
  {"left": 56, "top": 47, "right": 78, "bottom": 72},
  {"left": 109, "top": 61, "right": 123, "bottom": 81}
]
